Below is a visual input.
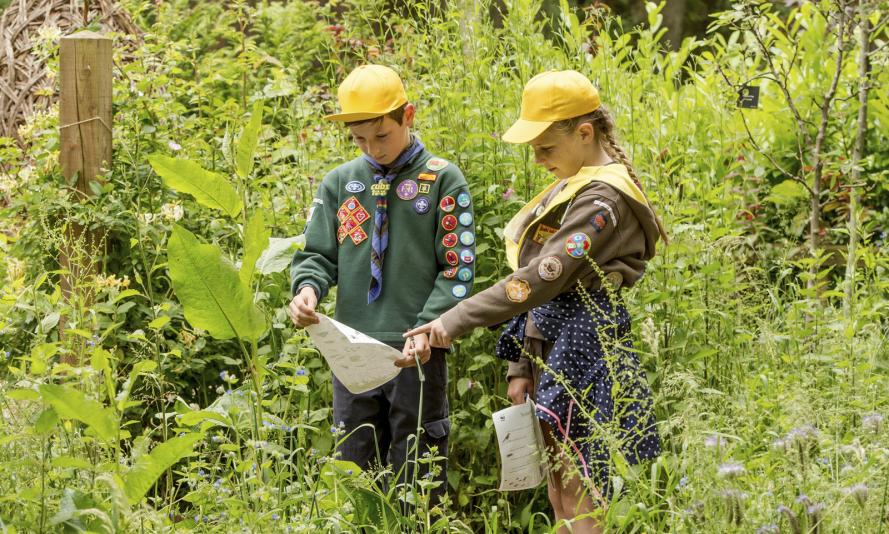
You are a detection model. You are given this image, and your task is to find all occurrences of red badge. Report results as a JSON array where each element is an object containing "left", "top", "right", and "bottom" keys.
[
  {"left": 442, "top": 233, "right": 458, "bottom": 248},
  {"left": 350, "top": 226, "right": 368, "bottom": 245},
  {"left": 441, "top": 214, "right": 458, "bottom": 231},
  {"left": 443, "top": 266, "right": 457, "bottom": 279},
  {"left": 440, "top": 196, "right": 456, "bottom": 213},
  {"left": 336, "top": 196, "right": 370, "bottom": 245}
]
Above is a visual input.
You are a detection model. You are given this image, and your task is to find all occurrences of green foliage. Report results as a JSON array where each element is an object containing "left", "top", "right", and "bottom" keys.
[
  {"left": 148, "top": 155, "right": 244, "bottom": 218},
  {"left": 39, "top": 384, "right": 118, "bottom": 445},
  {"left": 123, "top": 432, "right": 203, "bottom": 504}
]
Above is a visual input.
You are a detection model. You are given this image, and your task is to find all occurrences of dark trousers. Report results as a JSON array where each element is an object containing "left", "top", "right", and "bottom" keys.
[{"left": 332, "top": 347, "right": 450, "bottom": 502}]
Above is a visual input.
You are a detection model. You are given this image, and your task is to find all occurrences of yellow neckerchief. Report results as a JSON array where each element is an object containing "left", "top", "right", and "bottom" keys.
[{"left": 504, "top": 164, "right": 648, "bottom": 270}]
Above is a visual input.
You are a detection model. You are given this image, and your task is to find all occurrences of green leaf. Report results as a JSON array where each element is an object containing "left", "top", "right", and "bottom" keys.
[
  {"left": 148, "top": 154, "right": 243, "bottom": 218},
  {"left": 39, "top": 384, "right": 118, "bottom": 444},
  {"left": 34, "top": 408, "right": 59, "bottom": 434},
  {"left": 765, "top": 180, "right": 809, "bottom": 205},
  {"left": 124, "top": 433, "right": 203, "bottom": 504},
  {"left": 256, "top": 236, "right": 304, "bottom": 275},
  {"left": 239, "top": 211, "right": 270, "bottom": 288},
  {"left": 235, "top": 100, "right": 264, "bottom": 179},
  {"left": 147, "top": 316, "right": 171, "bottom": 330},
  {"left": 167, "top": 225, "right": 267, "bottom": 342}
]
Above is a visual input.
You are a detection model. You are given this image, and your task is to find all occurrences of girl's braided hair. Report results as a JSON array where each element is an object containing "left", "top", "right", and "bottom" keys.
[{"left": 550, "top": 105, "right": 643, "bottom": 191}]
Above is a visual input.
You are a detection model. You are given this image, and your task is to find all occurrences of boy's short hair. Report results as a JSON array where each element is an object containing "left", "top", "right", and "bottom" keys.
[{"left": 345, "top": 103, "right": 408, "bottom": 127}]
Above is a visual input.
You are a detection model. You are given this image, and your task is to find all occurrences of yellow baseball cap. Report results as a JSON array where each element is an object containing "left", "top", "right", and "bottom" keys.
[
  {"left": 324, "top": 64, "right": 408, "bottom": 122},
  {"left": 501, "top": 70, "right": 601, "bottom": 144}
]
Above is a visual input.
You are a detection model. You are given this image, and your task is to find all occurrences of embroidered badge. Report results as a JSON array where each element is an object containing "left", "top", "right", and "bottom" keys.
[
  {"left": 565, "top": 232, "right": 592, "bottom": 258},
  {"left": 442, "top": 233, "right": 458, "bottom": 248},
  {"left": 441, "top": 214, "right": 458, "bottom": 231},
  {"left": 532, "top": 223, "right": 558, "bottom": 245},
  {"left": 457, "top": 192, "right": 471, "bottom": 208},
  {"left": 590, "top": 210, "right": 609, "bottom": 233},
  {"left": 440, "top": 196, "right": 456, "bottom": 213},
  {"left": 538, "top": 256, "right": 563, "bottom": 281},
  {"left": 445, "top": 250, "right": 459, "bottom": 266},
  {"left": 414, "top": 197, "right": 431, "bottom": 214},
  {"left": 460, "top": 249, "right": 475, "bottom": 264},
  {"left": 336, "top": 196, "right": 371, "bottom": 245},
  {"left": 505, "top": 278, "right": 531, "bottom": 303},
  {"left": 426, "top": 158, "right": 448, "bottom": 171},
  {"left": 605, "top": 271, "right": 623, "bottom": 289},
  {"left": 451, "top": 284, "right": 468, "bottom": 298},
  {"left": 337, "top": 226, "right": 348, "bottom": 244},
  {"left": 419, "top": 182, "right": 432, "bottom": 194},
  {"left": 443, "top": 267, "right": 458, "bottom": 279},
  {"left": 460, "top": 231, "right": 475, "bottom": 246},
  {"left": 458, "top": 212, "right": 473, "bottom": 226},
  {"left": 370, "top": 182, "right": 390, "bottom": 196},
  {"left": 312, "top": 198, "right": 324, "bottom": 205},
  {"left": 457, "top": 267, "right": 473, "bottom": 282},
  {"left": 418, "top": 172, "right": 438, "bottom": 182},
  {"left": 593, "top": 199, "right": 618, "bottom": 226},
  {"left": 345, "top": 181, "right": 365, "bottom": 193},
  {"left": 396, "top": 180, "right": 418, "bottom": 201},
  {"left": 349, "top": 226, "right": 368, "bottom": 245}
]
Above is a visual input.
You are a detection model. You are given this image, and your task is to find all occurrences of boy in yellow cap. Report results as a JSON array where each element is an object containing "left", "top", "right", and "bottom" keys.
[
  {"left": 405, "top": 70, "right": 664, "bottom": 532},
  {"left": 288, "top": 64, "right": 475, "bottom": 501}
]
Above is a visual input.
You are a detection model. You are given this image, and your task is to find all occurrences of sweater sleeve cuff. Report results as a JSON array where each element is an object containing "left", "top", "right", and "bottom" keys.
[
  {"left": 294, "top": 280, "right": 322, "bottom": 300},
  {"left": 506, "top": 358, "right": 533, "bottom": 380}
]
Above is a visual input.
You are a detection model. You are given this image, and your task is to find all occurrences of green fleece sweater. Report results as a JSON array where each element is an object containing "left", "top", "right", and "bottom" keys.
[{"left": 290, "top": 148, "right": 475, "bottom": 346}]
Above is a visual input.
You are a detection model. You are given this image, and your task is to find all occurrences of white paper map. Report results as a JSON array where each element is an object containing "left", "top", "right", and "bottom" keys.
[
  {"left": 493, "top": 397, "right": 547, "bottom": 491},
  {"left": 305, "top": 314, "right": 402, "bottom": 394}
]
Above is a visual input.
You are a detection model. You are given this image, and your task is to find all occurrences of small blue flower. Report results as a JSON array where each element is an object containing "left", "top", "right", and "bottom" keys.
[
  {"left": 296, "top": 368, "right": 307, "bottom": 376},
  {"left": 271, "top": 513, "right": 279, "bottom": 520},
  {"left": 679, "top": 476, "right": 689, "bottom": 488},
  {"left": 219, "top": 371, "right": 228, "bottom": 381},
  {"left": 214, "top": 478, "right": 222, "bottom": 487},
  {"left": 346, "top": 469, "right": 353, "bottom": 475},
  {"left": 820, "top": 457, "right": 829, "bottom": 465},
  {"left": 198, "top": 469, "right": 205, "bottom": 476},
  {"left": 330, "top": 425, "right": 338, "bottom": 434}
]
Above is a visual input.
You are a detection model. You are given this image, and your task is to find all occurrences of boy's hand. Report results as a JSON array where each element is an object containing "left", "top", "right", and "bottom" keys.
[
  {"left": 287, "top": 286, "right": 319, "bottom": 327},
  {"left": 403, "top": 319, "right": 452, "bottom": 349},
  {"left": 395, "top": 333, "right": 431, "bottom": 368},
  {"left": 507, "top": 377, "right": 534, "bottom": 406}
]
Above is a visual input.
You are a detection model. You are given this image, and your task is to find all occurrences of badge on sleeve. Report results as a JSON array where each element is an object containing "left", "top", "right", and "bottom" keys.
[
  {"left": 418, "top": 172, "right": 438, "bottom": 182},
  {"left": 441, "top": 214, "right": 458, "bottom": 231},
  {"left": 457, "top": 267, "right": 473, "bottom": 282},
  {"left": 590, "top": 210, "right": 609, "bottom": 233},
  {"left": 442, "top": 233, "right": 458, "bottom": 248},
  {"left": 414, "top": 196, "right": 431, "bottom": 214},
  {"left": 396, "top": 180, "right": 418, "bottom": 200},
  {"left": 505, "top": 278, "right": 531, "bottom": 303},
  {"left": 460, "top": 249, "right": 475, "bottom": 264},
  {"left": 445, "top": 250, "right": 459, "bottom": 266},
  {"left": 443, "top": 266, "right": 457, "bottom": 279},
  {"left": 419, "top": 182, "right": 432, "bottom": 194},
  {"left": 440, "top": 196, "right": 456, "bottom": 213},
  {"left": 426, "top": 158, "right": 448, "bottom": 171},
  {"left": 593, "top": 199, "right": 618, "bottom": 226},
  {"left": 458, "top": 212, "right": 473, "bottom": 226},
  {"left": 345, "top": 181, "right": 365, "bottom": 193},
  {"left": 565, "top": 233, "right": 592, "bottom": 258},
  {"left": 451, "top": 284, "right": 468, "bottom": 298},
  {"left": 459, "top": 231, "right": 475, "bottom": 246},
  {"left": 538, "top": 256, "right": 563, "bottom": 281},
  {"left": 456, "top": 192, "right": 471, "bottom": 208}
]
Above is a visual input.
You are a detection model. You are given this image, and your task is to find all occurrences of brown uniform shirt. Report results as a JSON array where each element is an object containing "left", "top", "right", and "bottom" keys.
[{"left": 440, "top": 166, "right": 661, "bottom": 378}]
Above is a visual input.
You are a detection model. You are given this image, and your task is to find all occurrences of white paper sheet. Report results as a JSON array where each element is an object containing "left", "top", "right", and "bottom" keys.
[
  {"left": 305, "top": 314, "right": 402, "bottom": 394},
  {"left": 493, "top": 397, "right": 547, "bottom": 491}
]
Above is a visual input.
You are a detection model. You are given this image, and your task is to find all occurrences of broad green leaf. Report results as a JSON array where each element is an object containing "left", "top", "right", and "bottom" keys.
[
  {"left": 148, "top": 316, "right": 171, "bottom": 330},
  {"left": 124, "top": 433, "right": 203, "bottom": 504},
  {"left": 39, "top": 384, "right": 118, "bottom": 444},
  {"left": 148, "top": 154, "right": 243, "bottom": 218},
  {"left": 7, "top": 388, "right": 40, "bottom": 401},
  {"left": 52, "top": 456, "right": 93, "bottom": 470},
  {"left": 34, "top": 408, "right": 59, "bottom": 434},
  {"left": 239, "top": 211, "right": 270, "bottom": 288},
  {"left": 167, "top": 225, "right": 267, "bottom": 342},
  {"left": 256, "top": 236, "right": 304, "bottom": 275},
  {"left": 177, "top": 410, "right": 231, "bottom": 428},
  {"left": 765, "top": 180, "right": 808, "bottom": 205},
  {"left": 235, "top": 100, "right": 264, "bottom": 179}
]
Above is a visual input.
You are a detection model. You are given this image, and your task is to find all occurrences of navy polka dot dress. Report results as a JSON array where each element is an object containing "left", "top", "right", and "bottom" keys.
[{"left": 496, "top": 289, "right": 660, "bottom": 494}]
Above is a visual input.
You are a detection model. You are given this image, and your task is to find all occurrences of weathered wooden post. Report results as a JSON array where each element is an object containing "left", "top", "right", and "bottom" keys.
[{"left": 58, "top": 31, "right": 112, "bottom": 361}]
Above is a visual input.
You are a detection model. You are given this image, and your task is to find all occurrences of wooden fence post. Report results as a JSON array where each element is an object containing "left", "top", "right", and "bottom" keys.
[{"left": 58, "top": 31, "right": 112, "bottom": 361}]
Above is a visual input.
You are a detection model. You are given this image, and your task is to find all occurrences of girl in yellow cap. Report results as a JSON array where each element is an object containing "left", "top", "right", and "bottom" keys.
[{"left": 403, "top": 70, "right": 665, "bottom": 532}]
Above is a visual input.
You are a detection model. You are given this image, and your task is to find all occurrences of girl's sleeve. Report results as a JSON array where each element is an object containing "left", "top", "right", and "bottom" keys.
[{"left": 440, "top": 183, "right": 627, "bottom": 338}]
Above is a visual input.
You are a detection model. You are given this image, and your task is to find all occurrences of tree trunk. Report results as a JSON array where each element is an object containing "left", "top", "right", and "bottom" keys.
[{"left": 662, "top": 0, "right": 687, "bottom": 50}]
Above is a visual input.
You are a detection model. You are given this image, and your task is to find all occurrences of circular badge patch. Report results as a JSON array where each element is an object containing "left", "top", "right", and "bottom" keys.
[
  {"left": 458, "top": 212, "right": 473, "bottom": 226},
  {"left": 538, "top": 256, "right": 563, "bottom": 281},
  {"left": 414, "top": 196, "right": 430, "bottom": 214},
  {"left": 565, "top": 232, "right": 592, "bottom": 258},
  {"left": 456, "top": 192, "right": 471, "bottom": 208},
  {"left": 460, "top": 231, "right": 475, "bottom": 246},
  {"left": 460, "top": 249, "right": 475, "bottom": 264},
  {"left": 426, "top": 158, "right": 448, "bottom": 171},
  {"left": 505, "top": 278, "right": 531, "bottom": 303},
  {"left": 441, "top": 214, "right": 458, "bottom": 231},
  {"left": 440, "top": 196, "right": 456, "bottom": 213},
  {"left": 396, "top": 180, "right": 418, "bottom": 200},
  {"left": 442, "top": 233, "right": 458, "bottom": 248},
  {"left": 451, "top": 284, "right": 468, "bottom": 298},
  {"left": 457, "top": 267, "right": 473, "bottom": 282},
  {"left": 445, "top": 250, "right": 459, "bottom": 266},
  {"left": 345, "top": 181, "right": 365, "bottom": 193},
  {"left": 443, "top": 267, "right": 457, "bottom": 279}
]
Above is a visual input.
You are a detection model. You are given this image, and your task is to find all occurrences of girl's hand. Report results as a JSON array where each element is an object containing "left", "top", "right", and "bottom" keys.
[
  {"left": 403, "top": 319, "right": 452, "bottom": 349},
  {"left": 507, "top": 377, "right": 534, "bottom": 405}
]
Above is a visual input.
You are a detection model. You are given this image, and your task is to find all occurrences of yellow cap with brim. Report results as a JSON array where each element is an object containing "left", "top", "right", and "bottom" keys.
[
  {"left": 324, "top": 64, "right": 408, "bottom": 122},
  {"left": 501, "top": 70, "right": 601, "bottom": 144}
]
